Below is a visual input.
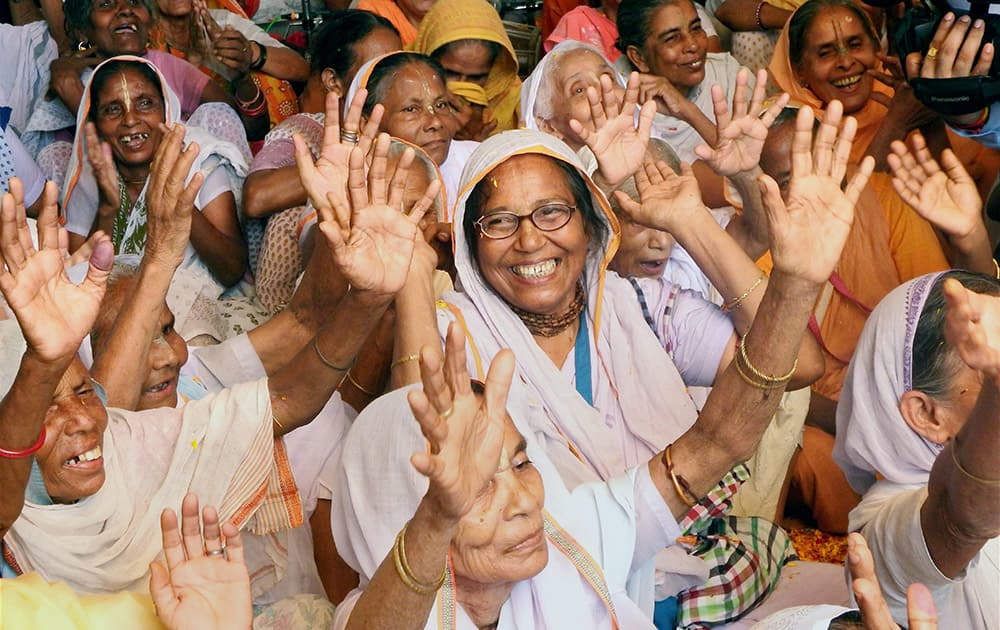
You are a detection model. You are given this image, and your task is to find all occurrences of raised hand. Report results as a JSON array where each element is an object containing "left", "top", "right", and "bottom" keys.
[
  {"left": 757, "top": 103, "right": 874, "bottom": 284},
  {"left": 613, "top": 159, "right": 706, "bottom": 233},
  {"left": 149, "top": 494, "right": 252, "bottom": 630},
  {"left": 847, "top": 533, "right": 939, "bottom": 630},
  {"left": 196, "top": 0, "right": 254, "bottom": 77},
  {"left": 694, "top": 69, "right": 789, "bottom": 177},
  {"left": 294, "top": 89, "right": 382, "bottom": 220},
  {"left": 85, "top": 121, "right": 120, "bottom": 207},
  {"left": 0, "top": 178, "right": 113, "bottom": 362},
  {"left": 407, "top": 323, "right": 515, "bottom": 522},
  {"left": 942, "top": 277, "right": 1000, "bottom": 387},
  {"left": 888, "top": 132, "right": 982, "bottom": 239},
  {"left": 637, "top": 72, "right": 689, "bottom": 118},
  {"left": 318, "top": 133, "right": 440, "bottom": 297},
  {"left": 571, "top": 72, "right": 656, "bottom": 189},
  {"left": 144, "top": 124, "right": 204, "bottom": 269}
]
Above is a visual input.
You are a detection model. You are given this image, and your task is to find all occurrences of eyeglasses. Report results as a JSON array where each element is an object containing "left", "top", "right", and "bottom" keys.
[{"left": 474, "top": 203, "right": 577, "bottom": 239}]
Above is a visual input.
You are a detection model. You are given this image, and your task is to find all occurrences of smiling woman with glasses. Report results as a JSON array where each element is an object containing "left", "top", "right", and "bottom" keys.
[{"left": 474, "top": 203, "right": 577, "bottom": 239}]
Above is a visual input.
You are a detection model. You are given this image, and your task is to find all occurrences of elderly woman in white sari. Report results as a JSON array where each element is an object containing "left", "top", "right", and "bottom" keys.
[
  {"left": 0, "top": 119, "right": 438, "bottom": 596},
  {"left": 375, "top": 97, "right": 869, "bottom": 625},
  {"left": 832, "top": 270, "right": 1000, "bottom": 629},
  {"left": 328, "top": 106, "right": 867, "bottom": 626}
]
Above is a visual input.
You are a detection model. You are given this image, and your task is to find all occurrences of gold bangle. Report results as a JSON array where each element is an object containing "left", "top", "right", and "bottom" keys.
[
  {"left": 393, "top": 522, "right": 446, "bottom": 595},
  {"left": 346, "top": 370, "right": 379, "bottom": 397},
  {"left": 722, "top": 274, "right": 765, "bottom": 313},
  {"left": 950, "top": 440, "right": 1000, "bottom": 486},
  {"left": 734, "top": 353, "right": 786, "bottom": 390},
  {"left": 992, "top": 258, "right": 999, "bottom": 280},
  {"left": 391, "top": 353, "right": 421, "bottom": 370},
  {"left": 738, "top": 333, "right": 796, "bottom": 383},
  {"left": 662, "top": 444, "right": 697, "bottom": 507},
  {"left": 272, "top": 414, "right": 285, "bottom": 430},
  {"left": 313, "top": 337, "right": 355, "bottom": 372}
]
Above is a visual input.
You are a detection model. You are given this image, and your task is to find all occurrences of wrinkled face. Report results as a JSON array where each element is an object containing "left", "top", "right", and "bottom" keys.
[
  {"left": 451, "top": 416, "right": 548, "bottom": 592},
  {"left": 94, "top": 68, "right": 166, "bottom": 169},
  {"left": 760, "top": 120, "right": 794, "bottom": 202},
  {"left": 36, "top": 359, "right": 109, "bottom": 504},
  {"left": 473, "top": 154, "right": 591, "bottom": 316},
  {"left": 155, "top": 0, "right": 191, "bottom": 18},
  {"left": 86, "top": 0, "right": 151, "bottom": 55},
  {"left": 632, "top": 0, "right": 708, "bottom": 90},
  {"left": 137, "top": 303, "right": 189, "bottom": 411},
  {"left": 609, "top": 210, "right": 675, "bottom": 278},
  {"left": 378, "top": 63, "right": 454, "bottom": 165},
  {"left": 344, "top": 27, "right": 404, "bottom": 90},
  {"left": 538, "top": 48, "right": 622, "bottom": 150},
  {"left": 437, "top": 40, "right": 495, "bottom": 87},
  {"left": 795, "top": 6, "right": 878, "bottom": 115}
]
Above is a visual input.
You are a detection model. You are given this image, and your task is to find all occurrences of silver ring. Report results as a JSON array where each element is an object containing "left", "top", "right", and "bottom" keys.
[
  {"left": 206, "top": 546, "right": 226, "bottom": 558},
  {"left": 340, "top": 130, "right": 360, "bottom": 144}
]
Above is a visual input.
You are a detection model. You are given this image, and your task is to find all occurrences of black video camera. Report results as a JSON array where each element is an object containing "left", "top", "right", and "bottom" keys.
[{"left": 863, "top": 0, "right": 1000, "bottom": 115}]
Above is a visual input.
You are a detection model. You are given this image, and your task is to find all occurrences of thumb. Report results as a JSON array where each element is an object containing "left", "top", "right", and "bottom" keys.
[
  {"left": 148, "top": 561, "right": 177, "bottom": 614},
  {"left": 83, "top": 234, "right": 114, "bottom": 292},
  {"left": 757, "top": 174, "right": 785, "bottom": 223},
  {"left": 906, "top": 584, "right": 938, "bottom": 630}
]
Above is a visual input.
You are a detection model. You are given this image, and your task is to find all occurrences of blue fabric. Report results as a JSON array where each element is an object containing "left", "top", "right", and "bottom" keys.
[
  {"left": 574, "top": 315, "right": 593, "bottom": 406},
  {"left": 654, "top": 596, "right": 678, "bottom": 630}
]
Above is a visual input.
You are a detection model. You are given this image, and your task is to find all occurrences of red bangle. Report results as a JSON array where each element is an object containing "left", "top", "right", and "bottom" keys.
[
  {"left": 0, "top": 427, "right": 47, "bottom": 458},
  {"left": 953, "top": 106, "right": 990, "bottom": 133}
]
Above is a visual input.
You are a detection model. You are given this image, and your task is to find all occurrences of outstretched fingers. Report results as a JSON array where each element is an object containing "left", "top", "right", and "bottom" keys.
[
  {"left": 180, "top": 493, "right": 205, "bottom": 560},
  {"left": 790, "top": 106, "right": 817, "bottom": 179},
  {"left": 319, "top": 91, "right": 344, "bottom": 157},
  {"left": 407, "top": 179, "right": 441, "bottom": 225},
  {"left": 385, "top": 146, "right": 415, "bottom": 210},
  {"left": 843, "top": 156, "right": 875, "bottom": 208},
  {"left": 368, "top": 134, "right": 391, "bottom": 207},
  {"left": 442, "top": 321, "right": 473, "bottom": 401},
  {"left": 482, "top": 348, "right": 515, "bottom": 422},
  {"left": 830, "top": 114, "right": 858, "bottom": 185}
]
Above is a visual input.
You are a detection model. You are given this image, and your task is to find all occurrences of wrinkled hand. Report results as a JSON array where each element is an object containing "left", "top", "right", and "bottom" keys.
[
  {"left": 888, "top": 132, "right": 982, "bottom": 239},
  {"left": 84, "top": 122, "right": 120, "bottom": 208},
  {"left": 613, "top": 159, "right": 706, "bottom": 233},
  {"left": 0, "top": 179, "right": 113, "bottom": 362},
  {"left": 447, "top": 94, "right": 498, "bottom": 142},
  {"left": 848, "top": 533, "right": 938, "bottom": 630},
  {"left": 758, "top": 103, "right": 874, "bottom": 284},
  {"left": 571, "top": 72, "right": 656, "bottom": 189},
  {"left": 196, "top": 2, "right": 254, "bottom": 76},
  {"left": 408, "top": 323, "right": 515, "bottom": 522},
  {"left": 943, "top": 277, "right": 1000, "bottom": 387},
  {"left": 144, "top": 124, "right": 204, "bottom": 268},
  {"left": 294, "top": 89, "right": 382, "bottom": 220},
  {"left": 318, "top": 133, "right": 440, "bottom": 297},
  {"left": 694, "top": 69, "right": 789, "bottom": 176},
  {"left": 51, "top": 48, "right": 104, "bottom": 91},
  {"left": 149, "top": 494, "right": 252, "bottom": 630}
]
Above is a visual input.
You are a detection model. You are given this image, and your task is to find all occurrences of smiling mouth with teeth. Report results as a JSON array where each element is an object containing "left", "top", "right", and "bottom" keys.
[
  {"left": 831, "top": 75, "right": 863, "bottom": 88},
  {"left": 65, "top": 445, "right": 103, "bottom": 467},
  {"left": 512, "top": 259, "right": 557, "bottom": 279},
  {"left": 114, "top": 23, "right": 139, "bottom": 33},
  {"left": 120, "top": 132, "right": 150, "bottom": 144}
]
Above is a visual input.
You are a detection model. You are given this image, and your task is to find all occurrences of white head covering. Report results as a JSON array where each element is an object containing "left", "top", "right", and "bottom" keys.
[
  {"left": 519, "top": 40, "right": 620, "bottom": 132},
  {"left": 439, "top": 129, "right": 698, "bottom": 488},
  {"left": 833, "top": 272, "right": 949, "bottom": 494},
  {"left": 332, "top": 386, "right": 656, "bottom": 630},
  {"left": 60, "top": 55, "right": 248, "bottom": 247},
  {"left": 0, "top": 319, "right": 27, "bottom": 397}
]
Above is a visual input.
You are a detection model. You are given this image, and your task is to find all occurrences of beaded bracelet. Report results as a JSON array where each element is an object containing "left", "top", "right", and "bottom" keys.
[
  {"left": 0, "top": 427, "right": 46, "bottom": 459},
  {"left": 754, "top": 0, "right": 767, "bottom": 29}
]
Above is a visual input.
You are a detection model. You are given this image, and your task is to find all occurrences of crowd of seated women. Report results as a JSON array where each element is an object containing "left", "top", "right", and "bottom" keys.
[{"left": 0, "top": 0, "right": 998, "bottom": 627}]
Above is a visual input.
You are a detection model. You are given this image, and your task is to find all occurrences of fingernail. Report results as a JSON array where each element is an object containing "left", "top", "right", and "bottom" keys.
[
  {"left": 974, "top": 18, "right": 984, "bottom": 28},
  {"left": 960, "top": 14, "right": 970, "bottom": 23},
  {"left": 944, "top": 12, "right": 955, "bottom": 21}
]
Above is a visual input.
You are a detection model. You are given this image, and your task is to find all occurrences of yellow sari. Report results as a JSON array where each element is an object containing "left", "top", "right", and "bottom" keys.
[{"left": 409, "top": 0, "right": 522, "bottom": 135}]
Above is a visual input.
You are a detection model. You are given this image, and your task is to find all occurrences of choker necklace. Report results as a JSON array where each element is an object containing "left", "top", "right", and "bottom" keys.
[{"left": 509, "top": 283, "right": 586, "bottom": 337}]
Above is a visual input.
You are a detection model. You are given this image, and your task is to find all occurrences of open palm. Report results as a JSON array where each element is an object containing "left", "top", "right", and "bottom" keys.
[
  {"left": 0, "top": 180, "right": 112, "bottom": 361},
  {"left": 614, "top": 159, "right": 706, "bottom": 233},
  {"left": 408, "top": 323, "right": 515, "bottom": 522},
  {"left": 888, "top": 134, "right": 982, "bottom": 239},
  {"left": 294, "top": 89, "right": 382, "bottom": 219},
  {"left": 571, "top": 72, "right": 655, "bottom": 189},
  {"left": 320, "top": 134, "right": 439, "bottom": 297},
  {"left": 760, "top": 104, "right": 874, "bottom": 284},
  {"left": 695, "top": 70, "right": 789, "bottom": 177},
  {"left": 943, "top": 278, "right": 1000, "bottom": 384}
]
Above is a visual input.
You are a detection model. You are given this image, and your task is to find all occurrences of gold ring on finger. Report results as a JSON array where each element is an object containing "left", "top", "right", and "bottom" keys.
[
  {"left": 926, "top": 46, "right": 939, "bottom": 59},
  {"left": 439, "top": 405, "right": 454, "bottom": 420}
]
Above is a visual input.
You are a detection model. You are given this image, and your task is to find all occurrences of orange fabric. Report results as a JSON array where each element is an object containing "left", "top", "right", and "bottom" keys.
[
  {"left": 356, "top": 0, "right": 418, "bottom": 45},
  {"left": 792, "top": 426, "right": 861, "bottom": 534},
  {"left": 757, "top": 173, "right": 948, "bottom": 400},
  {"left": 541, "top": 0, "right": 585, "bottom": 40},
  {"left": 149, "top": 0, "right": 300, "bottom": 128}
]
